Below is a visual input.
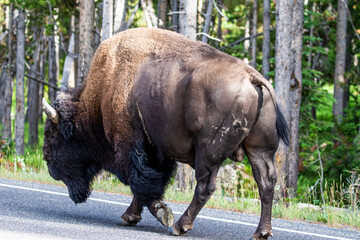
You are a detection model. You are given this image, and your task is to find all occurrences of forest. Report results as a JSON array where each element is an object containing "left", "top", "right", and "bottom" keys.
[{"left": 0, "top": 0, "right": 359, "bottom": 225}]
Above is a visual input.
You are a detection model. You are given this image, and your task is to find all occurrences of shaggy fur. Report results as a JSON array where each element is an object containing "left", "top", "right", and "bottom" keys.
[{"left": 43, "top": 28, "right": 289, "bottom": 239}]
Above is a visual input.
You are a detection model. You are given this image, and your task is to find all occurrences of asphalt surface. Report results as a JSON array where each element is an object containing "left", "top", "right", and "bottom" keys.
[{"left": 0, "top": 177, "right": 359, "bottom": 240}]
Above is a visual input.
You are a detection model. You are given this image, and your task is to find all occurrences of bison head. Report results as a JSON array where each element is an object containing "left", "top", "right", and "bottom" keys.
[{"left": 43, "top": 93, "right": 100, "bottom": 204}]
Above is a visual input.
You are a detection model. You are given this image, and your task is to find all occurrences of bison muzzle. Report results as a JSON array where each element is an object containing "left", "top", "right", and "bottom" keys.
[{"left": 43, "top": 28, "right": 289, "bottom": 240}]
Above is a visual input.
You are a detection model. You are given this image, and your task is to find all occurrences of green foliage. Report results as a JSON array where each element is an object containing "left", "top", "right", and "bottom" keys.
[{"left": 297, "top": 1, "right": 360, "bottom": 208}]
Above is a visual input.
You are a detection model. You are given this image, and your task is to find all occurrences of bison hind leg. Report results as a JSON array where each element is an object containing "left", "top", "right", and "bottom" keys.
[{"left": 127, "top": 141, "right": 177, "bottom": 227}]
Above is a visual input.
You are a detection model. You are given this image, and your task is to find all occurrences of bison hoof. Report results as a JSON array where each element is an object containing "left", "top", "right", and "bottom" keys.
[
  {"left": 120, "top": 213, "right": 141, "bottom": 226},
  {"left": 155, "top": 203, "right": 174, "bottom": 228},
  {"left": 250, "top": 230, "right": 273, "bottom": 240},
  {"left": 170, "top": 222, "right": 193, "bottom": 236}
]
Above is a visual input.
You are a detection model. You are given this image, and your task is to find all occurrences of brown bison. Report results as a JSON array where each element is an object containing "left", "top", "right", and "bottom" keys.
[{"left": 43, "top": 28, "right": 289, "bottom": 239}]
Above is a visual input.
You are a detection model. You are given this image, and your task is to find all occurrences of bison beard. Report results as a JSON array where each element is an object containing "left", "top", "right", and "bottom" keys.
[
  {"left": 64, "top": 163, "right": 101, "bottom": 204},
  {"left": 43, "top": 28, "right": 290, "bottom": 240}
]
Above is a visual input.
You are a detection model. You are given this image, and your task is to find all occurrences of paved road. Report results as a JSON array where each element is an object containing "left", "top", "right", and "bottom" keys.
[{"left": 0, "top": 177, "right": 359, "bottom": 240}]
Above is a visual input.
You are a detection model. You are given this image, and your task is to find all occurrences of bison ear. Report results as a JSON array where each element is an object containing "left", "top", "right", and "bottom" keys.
[{"left": 58, "top": 119, "right": 74, "bottom": 140}]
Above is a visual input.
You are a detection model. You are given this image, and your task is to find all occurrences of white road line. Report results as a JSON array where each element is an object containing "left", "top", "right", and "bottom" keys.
[
  {"left": 0, "top": 183, "right": 130, "bottom": 207},
  {"left": 0, "top": 182, "right": 355, "bottom": 240}
]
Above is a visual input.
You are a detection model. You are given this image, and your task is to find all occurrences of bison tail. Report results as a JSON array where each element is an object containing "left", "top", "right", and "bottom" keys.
[
  {"left": 275, "top": 105, "right": 290, "bottom": 146},
  {"left": 249, "top": 72, "right": 290, "bottom": 146}
]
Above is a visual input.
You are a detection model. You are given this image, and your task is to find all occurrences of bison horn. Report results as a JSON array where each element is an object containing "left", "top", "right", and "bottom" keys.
[{"left": 42, "top": 98, "right": 59, "bottom": 124}]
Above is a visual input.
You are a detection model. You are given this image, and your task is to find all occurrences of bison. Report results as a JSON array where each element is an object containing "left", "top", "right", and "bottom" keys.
[{"left": 43, "top": 28, "right": 289, "bottom": 239}]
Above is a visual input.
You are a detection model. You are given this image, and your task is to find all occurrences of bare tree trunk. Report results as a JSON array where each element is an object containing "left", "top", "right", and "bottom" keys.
[
  {"left": 170, "top": 0, "right": 179, "bottom": 33},
  {"left": 15, "top": 10, "right": 26, "bottom": 156},
  {"left": 262, "top": 0, "right": 270, "bottom": 79},
  {"left": 175, "top": 164, "right": 195, "bottom": 191},
  {"left": 2, "top": 4, "right": 14, "bottom": 140},
  {"left": 125, "top": 2, "right": 140, "bottom": 30},
  {"left": 0, "top": 3, "right": 8, "bottom": 121},
  {"left": 333, "top": 0, "right": 348, "bottom": 124},
  {"left": 102, "top": 0, "right": 113, "bottom": 41},
  {"left": 288, "top": 0, "right": 304, "bottom": 199},
  {"left": 55, "top": 30, "right": 60, "bottom": 80},
  {"left": 0, "top": 65, "right": 7, "bottom": 124},
  {"left": 38, "top": 41, "right": 47, "bottom": 124},
  {"left": 48, "top": 32, "right": 58, "bottom": 103},
  {"left": 158, "top": 0, "right": 167, "bottom": 28},
  {"left": 243, "top": 7, "right": 250, "bottom": 64},
  {"left": 197, "top": 0, "right": 204, "bottom": 28},
  {"left": 61, "top": 16, "right": 76, "bottom": 90},
  {"left": 74, "top": 14, "right": 79, "bottom": 86},
  {"left": 179, "top": 0, "right": 197, "bottom": 40},
  {"left": 274, "top": 0, "right": 294, "bottom": 199},
  {"left": 28, "top": 27, "right": 43, "bottom": 146},
  {"left": 141, "top": 0, "right": 158, "bottom": 28},
  {"left": 95, "top": 2, "right": 103, "bottom": 48},
  {"left": 250, "top": 0, "right": 258, "bottom": 68},
  {"left": 114, "top": 0, "right": 127, "bottom": 33},
  {"left": 201, "top": 0, "right": 214, "bottom": 43},
  {"left": 78, "top": 0, "right": 95, "bottom": 85},
  {"left": 216, "top": 0, "right": 223, "bottom": 46},
  {"left": 0, "top": 5, "right": 10, "bottom": 127}
]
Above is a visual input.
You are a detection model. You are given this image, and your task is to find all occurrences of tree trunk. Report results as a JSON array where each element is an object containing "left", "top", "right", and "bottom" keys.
[
  {"left": 0, "top": 64, "right": 7, "bottom": 124},
  {"left": 114, "top": 0, "right": 127, "bottom": 33},
  {"left": 333, "top": 0, "right": 348, "bottom": 124},
  {"left": 179, "top": 0, "right": 197, "bottom": 40},
  {"left": 197, "top": 0, "right": 204, "bottom": 28},
  {"left": 141, "top": 0, "right": 158, "bottom": 28},
  {"left": 102, "top": 0, "right": 113, "bottom": 41},
  {"left": 48, "top": 33, "right": 58, "bottom": 103},
  {"left": 274, "top": 0, "right": 294, "bottom": 199},
  {"left": 0, "top": 5, "right": 9, "bottom": 126},
  {"left": 38, "top": 40, "right": 47, "bottom": 124},
  {"left": 216, "top": 0, "right": 223, "bottom": 46},
  {"left": 170, "top": 0, "right": 179, "bottom": 33},
  {"left": 201, "top": 0, "right": 214, "bottom": 43},
  {"left": 61, "top": 16, "right": 76, "bottom": 90},
  {"left": 78, "top": 0, "right": 95, "bottom": 85},
  {"left": 27, "top": 27, "right": 43, "bottom": 146},
  {"left": 95, "top": 2, "right": 103, "bottom": 48},
  {"left": 158, "top": 0, "right": 167, "bottom": 28},
  {"left": 55, "top": 30, "right": 60, "bottom": 80},
  {"left": 288, "top": 0, "right": 304, "bottom": 199},
  {"left": 2, "top": 4, "right": 14, "bottom": 140},
  {"left": 250, "top": 0, "right": 258, "bottom": 68},
  {"left": 243, "top": 7, "right": 250, "bottom": 65},
  {"left": 61, "top": 36, "right": 75, "bottom": 90},
  {"left": 74, "top": 14, "right": 80, "bottom": 86},
  {"left": 262, "top": 0, "right": 270, "bottom": 79},
  {"left": 15, "top": 10, "right": 26, "bottom": 156},
  {"left": 125, "top": 2, "right": 140, "bottom": 30}
]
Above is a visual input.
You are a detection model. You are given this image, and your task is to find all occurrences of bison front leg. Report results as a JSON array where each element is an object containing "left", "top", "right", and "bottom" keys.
[
  {"left": 146, "top": 199, "right": 174, "bottom": 228},
  {"left": 121, "top": 196, "right": 174, "bottom": 228},
  {"left": 121, "top": 196, "right": 143, "bottom": 226},
  {"left": 246, "top": 148, "right": 277, "bottom": 240},
  {"left": 171, "top": 161, "right": 221, "bottom": 236},
  {"left": 123, "top": 144, "right": 177, "bottom": 228}
]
